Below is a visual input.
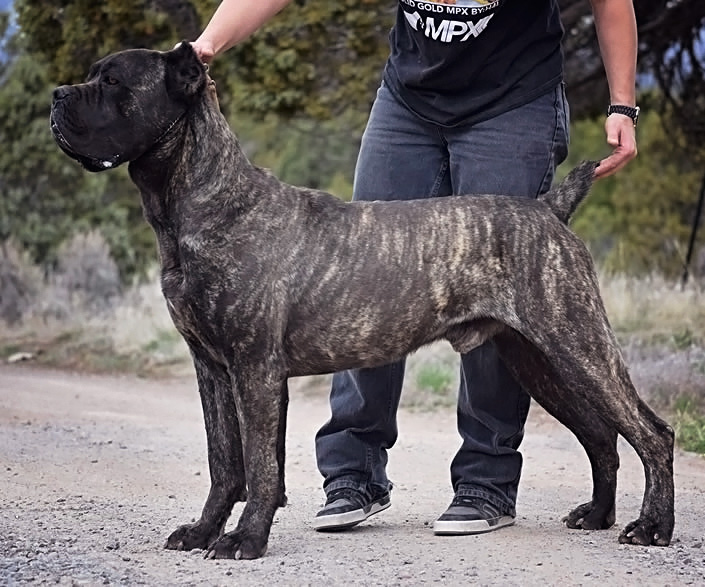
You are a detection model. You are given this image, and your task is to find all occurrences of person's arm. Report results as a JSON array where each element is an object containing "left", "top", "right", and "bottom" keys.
[
  {"left": 590, "top": 0, "right": 638, "bottom": 179},
  {"left": 191, "top": 0, "right": 294, "bottom": 63}
]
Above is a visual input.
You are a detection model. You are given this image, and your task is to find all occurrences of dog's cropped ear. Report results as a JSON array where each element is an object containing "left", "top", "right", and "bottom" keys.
[{"left": 165, "top": 41, "right": 207, "bottom": 103}]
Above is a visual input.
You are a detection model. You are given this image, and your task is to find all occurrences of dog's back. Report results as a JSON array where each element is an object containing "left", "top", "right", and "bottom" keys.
[{"left": 538, "top": 161, "right": 598, "bottom": 224}]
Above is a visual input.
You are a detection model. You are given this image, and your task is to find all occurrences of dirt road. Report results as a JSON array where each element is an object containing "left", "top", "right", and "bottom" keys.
[{"left": 1, "top": 365, "right": 703, "bottom": 585}]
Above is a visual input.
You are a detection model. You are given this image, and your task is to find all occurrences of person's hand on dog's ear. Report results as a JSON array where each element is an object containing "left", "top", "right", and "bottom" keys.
[
  {"left": 189, "top": 39, "right": 216, "bottom": 64},
  {"left": 595, "top": 113, "right": 638, "bottom": 179},
  {"left": 174, "top": 40, "right": 215, "bottom": 64}
]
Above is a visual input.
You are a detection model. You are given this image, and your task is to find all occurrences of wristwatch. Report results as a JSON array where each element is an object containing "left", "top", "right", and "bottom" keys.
[{"left": 607, "top": 104, "right": 640, "bottom": 127}]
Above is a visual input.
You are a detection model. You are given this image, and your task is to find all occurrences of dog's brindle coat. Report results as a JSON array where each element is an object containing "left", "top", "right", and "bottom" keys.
[{"left": 50, "top": 43, "right": 675, "bottom": 559}]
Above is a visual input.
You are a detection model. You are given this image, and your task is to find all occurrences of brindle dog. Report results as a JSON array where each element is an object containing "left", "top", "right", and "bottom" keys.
[{"left": 50, "top": 43, "right": 674, "bottom": 559}]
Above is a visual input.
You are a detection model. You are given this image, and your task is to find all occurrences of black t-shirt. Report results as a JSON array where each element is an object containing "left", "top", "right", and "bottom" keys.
[{"left": 383, "top": 0, "right": 564, "bottom": 127}]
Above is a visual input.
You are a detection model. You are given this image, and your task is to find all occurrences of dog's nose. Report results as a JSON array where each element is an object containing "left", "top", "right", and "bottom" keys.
[{"left": 52, "top": 86, "right": 71, "bottom": 101}]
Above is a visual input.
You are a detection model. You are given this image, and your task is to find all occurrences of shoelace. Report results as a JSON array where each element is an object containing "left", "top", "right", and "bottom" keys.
[
  {"left": 325, "top": 488, "right": 368, "bottom": 508},
  {"left": 450, "top": 495, "right": 501, "bottom": 516},
  {"left": 325, "top": 484, "right": 392, "bottom": 508}
]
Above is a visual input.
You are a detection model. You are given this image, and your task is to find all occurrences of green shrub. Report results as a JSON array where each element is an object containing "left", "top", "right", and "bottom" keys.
[
  {"left": 672, "top": 396, "right": 705, "bottom": 454},
  {"left": 416, "top": 364, "right": 454, "bottom": 396}
]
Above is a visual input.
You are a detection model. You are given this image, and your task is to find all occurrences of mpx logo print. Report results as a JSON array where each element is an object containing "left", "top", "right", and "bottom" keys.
[{"left": 401, "top": 0, "right": 501, "bottom": 43}]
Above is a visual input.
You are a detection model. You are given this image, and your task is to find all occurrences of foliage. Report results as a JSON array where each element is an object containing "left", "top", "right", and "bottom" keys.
[
  {"left": 0, "top": 9, "right": 9, "bottom": 73},
  {"left": 49, "top": 231, "right": 122, "bottom": 316},
  {"left": 219, "top": 1, "right": 392, "bottom": 125},
  {"left": 562, "top": 106, "right": 704, "bottom": 277},
  {"left": 14, "top": 0, "right": 199, "bottom": 84},
  {"left": 672, "top": 395, "right": 705, "bottom": 454},
  {"left": 0, "top": 52, "right": 155, "bottom": 279},
  {"left": 4, "top": 0, "right": 705, "bottom": 284},
  {"left": 14, "top": 0, "right": 391, "bottom": 123},
  {"left": 14, "top": 0, "right": 705, "bottom": 127},
  {"left": 0, "top": 239, "right": 42, "bottom": 325},
  {"left": 234, "top": 114, "right": 359, "bottom": 193},
  {"left": 597, "top": 273, "right": 705, "bottom": 344},
  {"left": 416, "top": 364, "right": 454, "bottom": 397},
  {"left": 560, "top": 0, "right": 705, "bottom": 129}
]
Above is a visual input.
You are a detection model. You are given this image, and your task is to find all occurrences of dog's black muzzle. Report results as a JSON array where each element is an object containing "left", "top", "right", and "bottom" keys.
[{"left": 50, "top": 87, "right": 120, "bottom": 173}]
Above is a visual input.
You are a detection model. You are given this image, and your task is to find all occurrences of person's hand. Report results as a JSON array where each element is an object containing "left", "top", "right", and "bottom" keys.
[
  {"left": 594, "top": 113, "right": 637, "bottom": 179},
  {"left": 174, "top": 39, "right": 216, "bottom": 64},
  {"left": 190, "top": 39, "right": 216, "bottom": 64}
]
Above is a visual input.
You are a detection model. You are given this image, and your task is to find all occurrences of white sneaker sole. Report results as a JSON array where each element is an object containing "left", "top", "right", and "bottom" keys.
[{"left": 433, "top": 515, "right": 515, "bottom": 536}]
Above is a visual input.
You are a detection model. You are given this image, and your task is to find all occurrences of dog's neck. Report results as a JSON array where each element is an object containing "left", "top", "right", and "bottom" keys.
[
  {"left": 127, "top": 86, "right": 269, "bottom": 286},
  {"left": 128, "top": 89, "right": 255, "bottom": 232}
]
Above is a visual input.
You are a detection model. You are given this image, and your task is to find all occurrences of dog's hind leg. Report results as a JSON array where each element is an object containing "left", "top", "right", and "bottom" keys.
[
  {"left": 165, "top": 351, "right": 247, "bottom": 552},
  {"left": 207, "top": 367, "right": 289, "bottom": 560},
  {"left": 492, "top": 330, "right": 619, "bottom": 531},
  {"left": 495, "top": 326, "right": 674, "bottom": 546},
  {"left": 600, "top": 368, "right": 675, "bottom": 546},
  {"left": 565, "top": 367, "right": 674, "bottom": 545}
]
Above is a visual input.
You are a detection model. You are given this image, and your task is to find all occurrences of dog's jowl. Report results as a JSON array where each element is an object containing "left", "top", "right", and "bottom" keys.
[{"left": 50, "top": 42, "right": 675, "bottom": 560}]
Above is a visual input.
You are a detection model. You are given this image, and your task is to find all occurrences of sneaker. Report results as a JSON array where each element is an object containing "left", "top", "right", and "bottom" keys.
[
  {"left": 313, "top": 487, "right": 391, "bottom": 531},
  {"left": 433, "top": 496, "right": 515, "bottom": 535}
]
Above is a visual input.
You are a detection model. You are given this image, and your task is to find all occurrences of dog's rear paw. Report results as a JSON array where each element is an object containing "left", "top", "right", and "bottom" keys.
[
  {"left": 563, "top": 501, "right": 615, "bottom": 530},
  {"left": 618, "top": 518, "right": 672, "bottom": 546},
  {"left": 205, "top": 530, "right": 268, "bottom": 560},
  {"left": 165, "top": 521, "right": 222, "bottom": 551}
]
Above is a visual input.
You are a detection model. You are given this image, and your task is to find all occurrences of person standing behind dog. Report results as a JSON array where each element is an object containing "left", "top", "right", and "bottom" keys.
[{"left": 189, "top": 0, "right": 639, "bottom": 535}]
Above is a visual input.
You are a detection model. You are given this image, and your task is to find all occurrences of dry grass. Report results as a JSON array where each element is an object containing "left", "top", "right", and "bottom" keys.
[
  {"left": 3, "top": 248, "right": 704, "bottom": 380},
  {"left": 0, "top": 236, "right": 190, "bottom": 376},
  {"left": 1, "top": 276, "right": 192, "bottom": 376},
  {"left": 599, "top": 272, "right": 705, "bottom": 346},
  {"left": 2, "top": 237, "right": 705, "bottom": 450}
]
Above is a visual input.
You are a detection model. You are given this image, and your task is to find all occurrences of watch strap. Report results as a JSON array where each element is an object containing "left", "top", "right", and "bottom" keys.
[{"left": 607, "top": 104, "right": 640, "bottom": 126}]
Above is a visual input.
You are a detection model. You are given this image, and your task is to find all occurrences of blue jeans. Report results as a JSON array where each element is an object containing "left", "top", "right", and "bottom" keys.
[{"left": 315, "top": 82, "right": 570, "bottom": 515}]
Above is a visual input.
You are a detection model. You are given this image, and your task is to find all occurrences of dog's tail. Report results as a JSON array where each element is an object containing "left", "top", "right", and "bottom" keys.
[{"left": 538, "top": 160, "right": 599, "bottom": 224}]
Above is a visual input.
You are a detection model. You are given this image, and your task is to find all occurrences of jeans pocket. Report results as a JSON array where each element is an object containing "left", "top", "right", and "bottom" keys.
[{"left": 555, "top": 82, "right": 570, "bottom": 163}]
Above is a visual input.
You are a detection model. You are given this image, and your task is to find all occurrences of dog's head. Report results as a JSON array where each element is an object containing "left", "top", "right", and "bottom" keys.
[{"left": 50, "top": 42, "right": 207, "bottom": 172}]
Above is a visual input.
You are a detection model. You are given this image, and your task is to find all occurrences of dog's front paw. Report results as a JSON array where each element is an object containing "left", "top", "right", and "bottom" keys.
[
  {"left": 618, "top": 518, "right": 672, "bottom": 546},
  {"left": 205, "top": 530, "right": 268, "bottom": 560},
  {"left": 563, "top": 501, "right": 615, "bottom": 530},
  {"left": 165, "top": 521, "right": 222, "bottom": 551}
]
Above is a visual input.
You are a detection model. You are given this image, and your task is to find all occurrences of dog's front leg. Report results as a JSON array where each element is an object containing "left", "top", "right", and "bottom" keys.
[
  {"left": 166, "top": 352, "right": 247, "bottom": 552},
  {"left": 206, "top": 371, "right": 288, "bottom": 560}
]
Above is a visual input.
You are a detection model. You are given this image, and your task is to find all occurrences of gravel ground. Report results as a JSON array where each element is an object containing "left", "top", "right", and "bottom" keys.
[{"left": 1, "top": 364, "right": 704, "bottom": 586}]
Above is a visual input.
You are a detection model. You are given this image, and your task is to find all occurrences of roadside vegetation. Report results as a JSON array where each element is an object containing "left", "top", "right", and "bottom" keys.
[
  {"left": 2, "top": 234, "right": 704, "bottom": 453},
  {"left": 1, "top": 1, "right": 704, "bottom": 453}
]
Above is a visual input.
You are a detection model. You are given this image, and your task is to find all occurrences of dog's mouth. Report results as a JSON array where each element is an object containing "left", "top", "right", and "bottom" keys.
[{"left": 50, "top": 110, "right": 120, "bottom": 173}]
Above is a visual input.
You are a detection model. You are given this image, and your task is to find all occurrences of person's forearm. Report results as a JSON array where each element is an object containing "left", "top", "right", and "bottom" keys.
[
  {"left": 196, "top": 0, "right": 294, "bottom": 57},
  {"left": 590, "top": 0, "right": 637, "bottom": 106},
  {"left": 589, "top": 0, "right": 639, "bottom": 178}
]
